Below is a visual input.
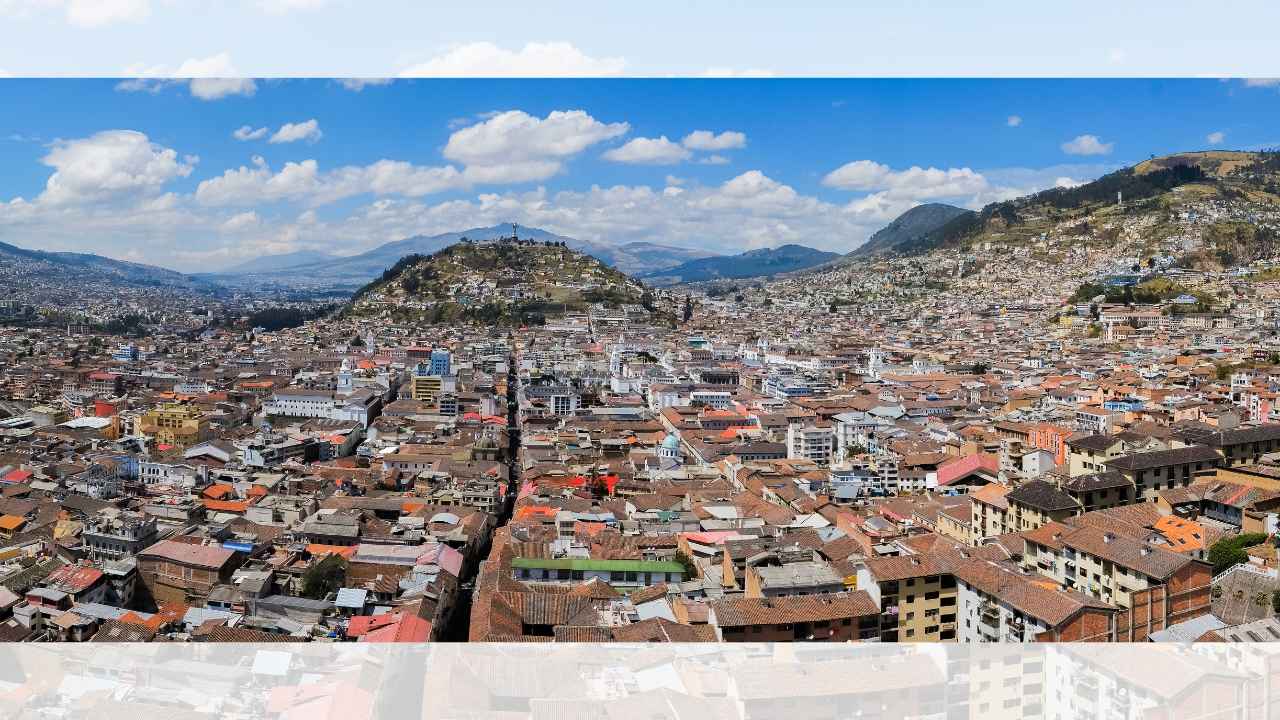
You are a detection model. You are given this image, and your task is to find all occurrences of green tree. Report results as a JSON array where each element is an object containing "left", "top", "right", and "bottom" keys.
[
  {"left": 673, "top": 550, "right": 697, "bottom": 578},
  {"left": 1207, "top": 533, "right": 1269, "bottom": 574},
  {"left": 682, "top": 295, "right": 693, "bottom": 323},
  {"left": 300, "top": 554, "right": 348, "bottom": 599}
]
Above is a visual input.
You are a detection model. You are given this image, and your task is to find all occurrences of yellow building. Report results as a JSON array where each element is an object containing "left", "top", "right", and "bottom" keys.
[
  {"left": 138, "top": 402, "right": 210, "bottom": 449},
  {"left": 411, "top": 374, "right": 443, "bottom": 404},
  {"left": 858, "top": 554, "right": 958, "bottom": 642}
]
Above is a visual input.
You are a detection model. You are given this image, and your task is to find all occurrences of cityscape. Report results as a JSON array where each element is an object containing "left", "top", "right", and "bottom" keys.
[{"left": 6, "top": 71, "right": 1280, "bottom": 714}]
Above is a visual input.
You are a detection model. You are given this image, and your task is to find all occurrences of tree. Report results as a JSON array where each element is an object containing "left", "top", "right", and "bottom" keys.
[
  {"left": 350, "top": 336, "right": 365, "bottom": 347},
  {"left": 682, "top": 295, "right": 693, "bottom": 323},
  {"left": 673, "top": 550, "right": 697, "bottom": 578},
  {"left": 1207, "top": 532, "right": 1269, "bottom": 574},
  {"left": 300, "top": 554, "right": 348, "bottom": 599},
  {"left": 640, "top": 289, "right": 656, "bottom": 313}
]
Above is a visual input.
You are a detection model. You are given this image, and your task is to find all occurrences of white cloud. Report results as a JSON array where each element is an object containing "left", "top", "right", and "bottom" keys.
[
  {"left": 337, "top": 78, "right": 392, "bottom": 91},
  {"left": 1207, "top": 130, "right": 1226, "bottom": 145},
  {"left": 699, "top": 154, "right": 730, "bottom": 165},
  {"left": 269, "top": 119, "right": 323, "bottom": 144},
  {"left": 822, "top": 160, "right": 989, "bottom": 200},
  {"left": 399, "top": 41, "right": 625, "bottom": 77},
  {"left": 38, "top": 129, "right": 195, "bottom": 206},
  {"left": 59, "top": 0, "right": 150, "bottom": 27},
  {"left": 602, "top": 136, "right": 691, "bottom": 165},
  {"left": 1107, "top": 49, "right": 1127, "bottom": 64},
  {"left": 443, "top": 109, "right": 628, "bottom": 183},
  {"left": 1061, "top": 134, "right": 1114, "bottom": 156},
  {"left": 220, "top": 210, "right": 261, "bottom": 232},
  {"left": 682, "top": 130, "right": 747, "bottom": 151},
  {"left": 233, "top": 125, "right": 268, "bottom": 141},
  {"left": 116, "top": 52, "right": 257, "bottom": 100},
  {"left": 1007, "top": 115, "right": 1022, "bottom": 127},
  {"left": 1243, "top": 78, "right": 1280, "bottom": 87},
  {"left": 195, "top": 156, "right": 465, "bottom": 207},
  {"left": 1055, "top": 177, "right": 1084, "bottom": 188}
]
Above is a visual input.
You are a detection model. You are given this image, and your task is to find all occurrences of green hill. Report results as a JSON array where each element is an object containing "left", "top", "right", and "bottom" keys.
[{"left": 347, "top": 239, "right": 653, "bottom": 326}]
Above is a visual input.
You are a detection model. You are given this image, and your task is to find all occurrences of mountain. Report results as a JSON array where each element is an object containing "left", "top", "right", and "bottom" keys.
[
  {"left": 222, "top": 249, "right": 339, "bottom": 274},
  {"left": 848, "top": 203, "right": 972, "bottom": 258},
  {"left": 0, "top": 240, "right": 214, "bottom": 294},
  {"left": 640, "top": 244, "right": 841, "bottom": 285},
  {"left": 831, "top": 151, "right": 1280, "bottom": 263},
  {"left": 348, "top": 239, "right": 657, "bottom": 326},
  {"left": 204, "top": 224, "right": 712, "bottom": 289}
]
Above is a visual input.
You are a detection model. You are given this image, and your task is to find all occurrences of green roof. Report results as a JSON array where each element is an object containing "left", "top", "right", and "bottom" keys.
[{"left": 511, "top": 557, "right": 687, "bottom": 574}]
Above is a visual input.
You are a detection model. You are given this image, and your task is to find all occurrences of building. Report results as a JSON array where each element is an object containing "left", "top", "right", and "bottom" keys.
[
  {"left": 709, "top": 592, "right": 880, "bottom": 641},
  {"left": 82, "top": 511, "right": 159, "bottom": 560},
  {"left": 137, "top": 402, "right": 210, "bottom": 449},
  {"left": 858, "top": 554, "right": 958, "bottom": 642},
  {"left": 954, "top": 558, "right": 1117, "bottom": 642},
  {"left": 1103, "top": 445, "right": 1223, "bottom": 502},
  {"left": 136, "top": 539, "right": 242, "bottom": 609},
  {"left": 509, "top": 557, "right": 687, "bottom": 588}
]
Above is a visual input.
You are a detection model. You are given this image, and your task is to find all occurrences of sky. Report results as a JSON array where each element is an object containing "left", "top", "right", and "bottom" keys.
[
  {"left": 1, "top": 1, "right": 1280, "bottom": 272},
  {"left": 2, "top": 78, "right": 1280, "bottom": 271}
]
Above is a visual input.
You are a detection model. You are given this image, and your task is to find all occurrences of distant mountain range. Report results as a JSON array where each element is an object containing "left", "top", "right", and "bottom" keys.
[
  {"left": 203, "top": 224, "right": 718, "bottom": 289},
  {"left": 0, "top": 239, "right": 211, "bottom": 292},
  {"left": 641, "top": 244, "right": 841, "bottom": 285}
]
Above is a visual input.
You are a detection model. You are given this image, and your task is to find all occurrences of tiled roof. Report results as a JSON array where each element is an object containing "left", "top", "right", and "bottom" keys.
[
  {"left": 1006, "top": 480, "right": 1080, "bottom": 513},
  {"left": 710, "top": 592, "right": 878, "bottom": 627}
]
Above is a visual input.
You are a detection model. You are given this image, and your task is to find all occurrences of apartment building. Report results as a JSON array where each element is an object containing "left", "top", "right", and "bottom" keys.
[{"left": 858, "top": 554, "right": 958, "bottom": 642}]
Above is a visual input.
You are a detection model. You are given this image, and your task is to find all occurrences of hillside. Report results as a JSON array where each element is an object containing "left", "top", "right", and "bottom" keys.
[
  {"left": 206, "top": 224, "right": 712, "bottom": 289},
  {"left": 347, "top": 239, "right": 655, "bottom": 326},
  {"left": 849, "top": 203, "right": 972, "bottom": 258},
  {"left": 0, "top": 240, "right": 214, "bottom": 294},
  {"left": 863, "top": 150, "right": 1280, "bottom": 262},
  {"left": 641, "top": 244, "right": 840, "bottom": 285}
]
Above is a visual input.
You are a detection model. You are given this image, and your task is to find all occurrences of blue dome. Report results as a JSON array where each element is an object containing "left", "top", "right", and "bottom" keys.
[{"left": 661, "top": 433, "right": 680, "bottom": 450}]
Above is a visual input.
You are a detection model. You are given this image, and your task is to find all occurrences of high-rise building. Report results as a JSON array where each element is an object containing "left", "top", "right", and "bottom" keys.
[{"left": 429, "top": 348, "right": 451, "bottom": 377}]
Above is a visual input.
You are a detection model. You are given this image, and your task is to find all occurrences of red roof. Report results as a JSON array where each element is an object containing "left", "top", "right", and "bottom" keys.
[
  {"left": 1, "top": 469, "right": 33, "bottom": 483},
  {"left": 45, "top": 564, "right": 104, "bottom": 593},
  {"left": 359, "top": 613, "right": 431, "bottom": 643},
  {"left": 936, "top": 453, "right": 1000, "bottom": 486}
]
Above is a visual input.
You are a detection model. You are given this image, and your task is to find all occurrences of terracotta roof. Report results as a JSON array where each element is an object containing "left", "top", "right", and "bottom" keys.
[{"left": 710, "top": 592, "right": 879, "bottom": 627}]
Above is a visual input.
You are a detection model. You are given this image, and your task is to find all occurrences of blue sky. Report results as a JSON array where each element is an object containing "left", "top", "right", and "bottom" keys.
[{"left": 2, "top": 77, "right": 1279, "bottom": 271}]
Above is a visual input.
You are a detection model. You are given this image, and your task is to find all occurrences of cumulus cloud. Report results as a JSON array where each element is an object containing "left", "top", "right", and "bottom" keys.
[
  {"left": 220, "top": 210, "right": 261, "bottom": 232},
  {"left": 233, "top": 125, "right": 268, "bottom": 141},
  {"left": 38, "top": 129, "right": 195, "bottom": 206},
  {"left": 602, "top": 136, "right": 691, "bottom": 165},
  {"left": 822, "top": 160, "right": 989, "bottom": 200},
  {"left": 269, "top": 119, "right": 323, "bottom": 144},
  {"left": 195, "top": 156, "right": 465, "bottom": 207},
  {"left": 443, "top": 109, "right": 628, "bottom": 183},
  {"left": 399, "top": 41, "right": 625, "bottom": 77},
  {"left": 117, "top": 52, "right": 256, "bottom": 100},
  {"left": 1007, "top": 115, "right": 1022, "bottom": 127},
  {"left": 1207, "top": 130, "right": 1226, "bottom": 145},
  {"left": 682, "top": 130, "right": 747, "bottom": 151},
  {"left": 1061, "top": 134, "right": 1114, "bottom": 155}
]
